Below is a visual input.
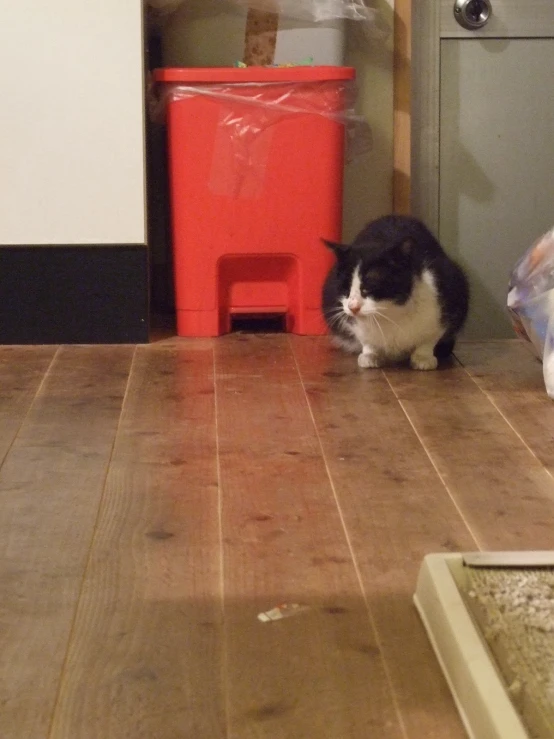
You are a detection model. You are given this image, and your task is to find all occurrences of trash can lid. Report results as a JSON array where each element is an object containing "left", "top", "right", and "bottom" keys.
[{"left": 153, "top": 66, "right": 356, "bottom": 84}]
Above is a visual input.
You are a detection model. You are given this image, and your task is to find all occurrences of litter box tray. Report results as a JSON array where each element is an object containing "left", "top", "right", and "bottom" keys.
[{"left": 414, "top": 552, "right": 554, "bottom": 739}]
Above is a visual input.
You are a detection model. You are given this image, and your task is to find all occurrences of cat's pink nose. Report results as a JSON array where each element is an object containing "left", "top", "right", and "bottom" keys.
[{"left": 348, "top": 299, "right": 362, "bottom": 314}]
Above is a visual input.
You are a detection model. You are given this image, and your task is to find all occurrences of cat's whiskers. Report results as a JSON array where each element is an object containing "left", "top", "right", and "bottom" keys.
[
  {"left": 371, "top": 314, "right": 388, "bottom": 346},
  {"left": 337, "top": 315, "right": 351, "bottom": 334},
  {"left": 373, "top": 309, "right": 401, "bottom": 331},
  {"left": 326, "top": 308, "right": 347, "bottom": 330},
  {"left": 325, "top": 308, "right": 352, "bottom": 338}
]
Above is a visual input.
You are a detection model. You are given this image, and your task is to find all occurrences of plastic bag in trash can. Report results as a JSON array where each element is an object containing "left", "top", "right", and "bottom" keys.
[
  {"left": 145, "top": 0, "right": 377, "bottom": 22},
  {"left": 508, "top": 226, "right": 554, "bottom": 397},
  {"left": 229, "top": 0, "right": 376, "bottom": 21},
  {"left": 151, "top": 76, "right": 372, "bottom": 197}
]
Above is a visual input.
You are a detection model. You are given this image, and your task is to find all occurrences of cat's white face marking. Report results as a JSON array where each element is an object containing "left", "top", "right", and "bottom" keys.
[
  {"left": 342, "top": 264, "right": 385, "bottom": 317},
  {"left": 344, "top": 265, "right": 363, "bottom": 315},
  {"left": 422, "top": 268, "right": 437, "bottom": 292}
]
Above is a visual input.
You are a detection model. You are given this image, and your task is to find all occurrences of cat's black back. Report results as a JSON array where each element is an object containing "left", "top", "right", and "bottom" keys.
[{"left": 322, "top": 214, "right": 469, "bottom": 357}]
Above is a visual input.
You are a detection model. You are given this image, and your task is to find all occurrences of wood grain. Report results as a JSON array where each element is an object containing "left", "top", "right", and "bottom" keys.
[
  {"left": 0, "top": 346, "right": 56, "bottom": 461},
  {"left": 292, "top": 336, "right": 473, "bottom": 739},
  {"left": 384, "top": 358, "right": 554, "bottom": 551},
  {"left": 0, "top": 345, "right": 133, "bottom": 739},
  {"left": 50, "top": 343, "right": 224, "bottom": 739},
  {"left": 3, "top": 338, "right": 551, "bottom": 739},
  {"left": 456, "top": 340, "right": 554, "bottom": 474},
  {"left": 393, "top": 0, "right": 412, "bottom": 214},
  {"left": 216, "top": 335, "right": 404, "bottom": 739}
]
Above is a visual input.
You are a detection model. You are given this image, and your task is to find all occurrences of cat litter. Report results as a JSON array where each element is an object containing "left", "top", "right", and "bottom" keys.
[
  {"left": 257, "top": 603, "right": 311, "bottom": 622},
  {"left": 414, "top": 551, "right": 554, "bottom": 739}
]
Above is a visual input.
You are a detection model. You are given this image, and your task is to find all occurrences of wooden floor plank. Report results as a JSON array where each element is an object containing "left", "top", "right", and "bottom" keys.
[
  {"left": 0, "top": 346, "right": 57, "bottom": 462},
  {"left": 216, "top": 335, "right": 404, "bottom": 739},
  {"left": 384, "top": 352, "right": 554, "bottom": 550},
  {"left": 5, "top": 337, "right": 551, "bottom": 739},
  {"left": 0, "top": 345, "right": 133, "bottom": 739},
  {"left": 50, "top": 343, "right": 224, "bottom": 739},
  {"left": 456, "top": 340, "right": 554, "bottom": 474},
  {"left": 292, "top": 336, "right": 474, "bottom": 739}
]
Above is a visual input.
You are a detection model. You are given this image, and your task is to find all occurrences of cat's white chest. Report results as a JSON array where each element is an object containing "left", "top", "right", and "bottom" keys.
[{"left": 351, "top": 271, "right": 443, "bottom": 358}]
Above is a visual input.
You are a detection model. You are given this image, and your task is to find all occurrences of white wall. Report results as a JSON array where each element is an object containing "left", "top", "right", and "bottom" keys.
[{"left": 0, "top": 0, "right": 146, "bottom": 245}]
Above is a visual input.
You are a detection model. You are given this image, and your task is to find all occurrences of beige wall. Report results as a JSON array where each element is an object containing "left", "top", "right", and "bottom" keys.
[
  {"left": 343, "top": 0, "right": 395, "bottom": 241},
  {"left": 161, "top": 1, "right": 395, "bottom": 243}
]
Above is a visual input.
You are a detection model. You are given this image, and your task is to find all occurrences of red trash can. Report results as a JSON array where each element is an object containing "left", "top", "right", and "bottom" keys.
[{"left": 154, "top": 66, "right": 355, "bottom": 337}]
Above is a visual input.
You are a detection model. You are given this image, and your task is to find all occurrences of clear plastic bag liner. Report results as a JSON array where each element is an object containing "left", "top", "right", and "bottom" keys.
[
  {"left": 146, "top": 0, "right": 377, "bottom": 22},
  {"left": 508, "top": 226, "right": 554, "bottom": 397},
  {"left": 153, "top": 80, "right": 371, "bottom": 197},
  {"left": 229, "top": 0, "right": 376, "bottom": 22}
]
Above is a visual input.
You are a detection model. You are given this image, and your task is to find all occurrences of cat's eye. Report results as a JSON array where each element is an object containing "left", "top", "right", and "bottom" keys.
[{"left": 365, "top": 268, "right": 381, "bottom": 281}]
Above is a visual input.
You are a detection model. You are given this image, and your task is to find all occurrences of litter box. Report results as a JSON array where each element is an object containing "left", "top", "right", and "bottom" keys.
[{"left": 414, "top": 551, "right": 554, "bottom": 739}]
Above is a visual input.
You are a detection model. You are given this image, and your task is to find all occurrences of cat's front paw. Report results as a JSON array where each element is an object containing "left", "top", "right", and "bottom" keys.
[
  {"left": 410, "top": 350, "right": 438, "bottom": 371},
  {"left": 358, "top": 351, "right": 381, "bottom": 369}
]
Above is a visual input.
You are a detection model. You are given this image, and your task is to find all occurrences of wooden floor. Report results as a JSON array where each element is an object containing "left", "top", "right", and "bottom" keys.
[{"left": 2, "top": 335, "right": 554, "bottom": 739}]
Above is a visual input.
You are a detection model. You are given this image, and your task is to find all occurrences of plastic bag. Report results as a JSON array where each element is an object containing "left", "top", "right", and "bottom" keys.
[
  {"left": 508, "top": 227, "right": 554, "bottom": 397},
  {"left": 229, "top": 0, "right": 376, "bottom": 22},
  {"left": 145, "top": 0, "right": 377, "bottom": 22},
  {"left": 152, "top": 79, "right": 371, "bottom": 197}
]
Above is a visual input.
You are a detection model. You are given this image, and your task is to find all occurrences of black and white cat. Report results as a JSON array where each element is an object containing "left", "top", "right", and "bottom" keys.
[{"left": 322, "top": 215, "right": 469, "bottom": 370}]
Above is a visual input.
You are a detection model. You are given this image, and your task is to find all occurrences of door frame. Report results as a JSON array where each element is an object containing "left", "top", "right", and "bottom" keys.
[
  {"left": 393, "top": 0, "right": 439, "bottom": 231},
  {"left": 393, "top": 0, "right": 412, "bottom": 215},
  {"left": 410, "top": 0, "right": 440, "bottom": 232}
]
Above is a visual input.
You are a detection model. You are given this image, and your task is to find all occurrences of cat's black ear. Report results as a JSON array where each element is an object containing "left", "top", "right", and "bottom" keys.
[{"left": 322, "top": 238, "right": 350, "bottom": 255}]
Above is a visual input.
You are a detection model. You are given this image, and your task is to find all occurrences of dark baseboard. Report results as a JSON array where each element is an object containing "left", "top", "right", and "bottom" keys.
[{"left": 0, "top": 245, "right": 149, "bottom": 344}]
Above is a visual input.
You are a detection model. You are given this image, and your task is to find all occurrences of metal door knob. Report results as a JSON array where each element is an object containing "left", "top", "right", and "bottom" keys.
[{"left": 453, "top": 0, "right": 492, "bottom": 30}]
